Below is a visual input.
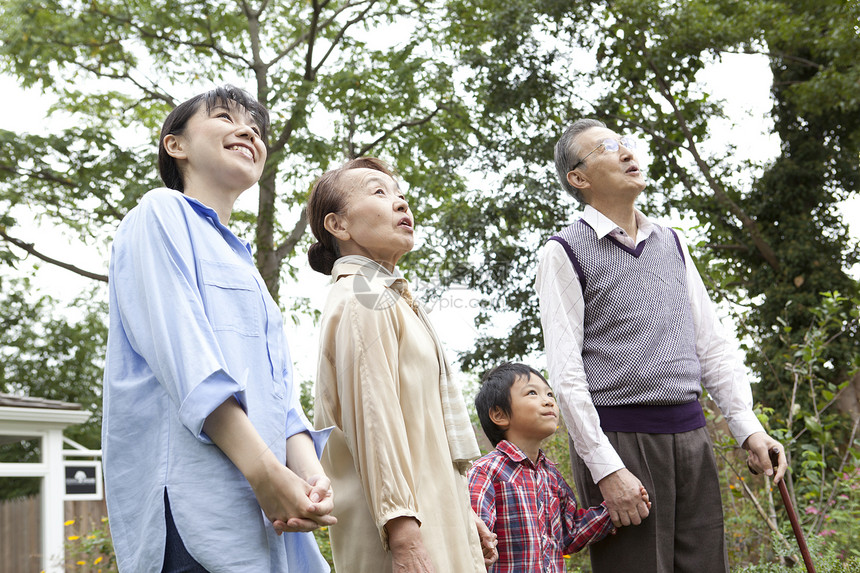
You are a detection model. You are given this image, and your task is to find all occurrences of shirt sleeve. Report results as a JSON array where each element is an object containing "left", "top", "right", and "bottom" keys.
[
  {"left": 110, "top": 192, "right": 246, "bottom": 442},
  {"left": 535, "top": 241, "right": 625, "bottom": 484},
  {"left": 676, "top": 232, "right": 765, "bottom": 445},
  {"left": 326, "top": 292, "right": 421, "bottom": 546},
  {"left": 467, "top": 460, "right": 497, "bottom": 531},
  {"left": 282, "top": 351, "right": 331, "bottom": 457},
  {"left": 554, "top": 467, "right": 614, "bottom": 554}
]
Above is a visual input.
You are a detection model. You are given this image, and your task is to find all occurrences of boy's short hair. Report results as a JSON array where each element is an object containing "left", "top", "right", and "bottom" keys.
[{"left": 475, "top": 362, "right": 550, "bottom": 447}]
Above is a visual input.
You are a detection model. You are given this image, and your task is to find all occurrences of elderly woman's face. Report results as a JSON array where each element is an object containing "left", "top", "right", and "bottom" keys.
[{"left": 336, "top": 168, "right": 414, "bottom": 269}]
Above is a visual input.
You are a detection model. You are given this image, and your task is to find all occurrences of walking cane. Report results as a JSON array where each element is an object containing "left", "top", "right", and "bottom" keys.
[{"left": 767, "top": 447, "right": 816, "bottom": 573}]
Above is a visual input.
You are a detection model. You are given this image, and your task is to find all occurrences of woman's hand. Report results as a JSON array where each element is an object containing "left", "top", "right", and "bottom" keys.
[
  {"left": 471, "top": 508, "right": 498, "bottom": 566},
  {"left": 202, "top": 399, "right": 336, "bottom": 533},
  {"left": 386, "top": 516, "right": 436, "bottom": 573},
  {"left": 271, "top": 474, "right": 336, "bottom": 534},
  {"left": 248, "top": 460, "right": 337, "bottom": 533}
]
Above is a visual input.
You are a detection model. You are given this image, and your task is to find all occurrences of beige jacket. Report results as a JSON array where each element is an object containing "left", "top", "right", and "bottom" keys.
[{"left": 314, "top": 257, "right": 484, "bottom": 572}]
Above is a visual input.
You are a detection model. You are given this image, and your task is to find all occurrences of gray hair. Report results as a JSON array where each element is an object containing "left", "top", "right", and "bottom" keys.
[{"left": 554, "top": 119, "right": 606, "bottom": 205}]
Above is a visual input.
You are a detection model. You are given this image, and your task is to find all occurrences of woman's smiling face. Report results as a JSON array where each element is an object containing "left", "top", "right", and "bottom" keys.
[
  {"left": 327, "top": 167, "right": 414, "bottom": 270},
  {"left": 166, "top": 100, "right": 267, "bottom": 196}
]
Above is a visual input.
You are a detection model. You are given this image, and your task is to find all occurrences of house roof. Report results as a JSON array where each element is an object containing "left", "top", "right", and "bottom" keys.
[{"left": 0, "top": 394, "right": 83, "bottom": 410}]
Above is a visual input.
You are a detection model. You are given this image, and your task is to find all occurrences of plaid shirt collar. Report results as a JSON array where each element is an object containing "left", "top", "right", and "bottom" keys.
[{"left": 496, "top": 439, "right": 550, "bottom": 470}]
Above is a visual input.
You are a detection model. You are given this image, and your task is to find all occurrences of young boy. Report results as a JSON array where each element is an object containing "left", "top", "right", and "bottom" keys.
[{"left": 469, "top": 362, "right": 649, "bottom": 572}]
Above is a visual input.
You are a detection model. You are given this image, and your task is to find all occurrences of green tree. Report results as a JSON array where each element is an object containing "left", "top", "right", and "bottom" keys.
[
  {"left": 442, "top": 0, "right": 858, "bottom": 368},
  {"left": 0, "top": 2, "right": 483, "bottom": 432},
  {"left": 0, "top": 0, "right": 477, "bottom": 498},
  {"left": 0, "top": 274, "right": 106, "bottom": 498},
  {"left": 0, "top": 0, "right": 480, "bottom": 299},
  {"left": 441, "top": 0, "right": 859, "bottom": 564}
]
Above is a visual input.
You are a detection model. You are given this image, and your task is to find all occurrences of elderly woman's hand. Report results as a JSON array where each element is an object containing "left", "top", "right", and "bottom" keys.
[
  {"left": 386, "top": 516, "right": 436, "bottom": 573},
  {"left": 472, "top": 508, "right": 498, "bottom": 566}
]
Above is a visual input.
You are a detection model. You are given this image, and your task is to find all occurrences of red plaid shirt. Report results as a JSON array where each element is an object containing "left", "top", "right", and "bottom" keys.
[{"left": 468, "top": 440, "right": 614, "bottom": 573}]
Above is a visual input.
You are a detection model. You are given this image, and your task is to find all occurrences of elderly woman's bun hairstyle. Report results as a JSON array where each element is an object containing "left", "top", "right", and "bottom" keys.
[{"left": 307, "top": 157, "right": 396, "bottom": 275}]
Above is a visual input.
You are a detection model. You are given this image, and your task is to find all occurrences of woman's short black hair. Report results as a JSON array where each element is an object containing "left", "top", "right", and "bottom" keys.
[
  {"left": 157, "top": 85, "right": 270, "bottom": 192},
  {"left": 475, "top": 362, "right": 550, "bottom": 447}
]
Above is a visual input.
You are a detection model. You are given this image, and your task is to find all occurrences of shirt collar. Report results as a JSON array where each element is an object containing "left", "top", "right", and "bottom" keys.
[
  {"left": 581, "top": 204, "right": 655, "bottom": 243},
  {"left": 331, "top": 255, "right": 407, "bottom": 289},
  {"left": 178, "top": 191, "right": 253, "bottom": 256},
  {"left": 496, "top": 440, "right": 547, "bottom": 468}
]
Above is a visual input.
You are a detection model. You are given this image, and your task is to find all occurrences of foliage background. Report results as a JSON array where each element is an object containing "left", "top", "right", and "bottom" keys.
[{"left": 1, "top": 0, "right": 858, "bottom": 569}]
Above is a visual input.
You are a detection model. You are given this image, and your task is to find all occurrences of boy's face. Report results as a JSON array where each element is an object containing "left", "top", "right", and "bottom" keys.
[{"left": 499, "top": 373, "right": 559, "bottom": 445}]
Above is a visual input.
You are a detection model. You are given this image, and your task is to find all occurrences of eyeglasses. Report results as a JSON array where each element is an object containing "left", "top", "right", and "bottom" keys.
[{"left": 570, "top": 136, "right": 637, "bottom": 171}]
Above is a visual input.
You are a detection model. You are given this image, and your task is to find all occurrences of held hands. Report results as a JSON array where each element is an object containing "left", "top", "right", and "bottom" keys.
[
  {"left": 248, "top": 461, "right": 337, "bottom": 535},
  {"left": 598, "top": 468, "right": 651, "bottom": 527},
  {"left": 609, "top": 486, "right": 651, "bottom": 534},
  {"left": 472, "top": 508, "right": 499, "bottom": 567},
  {"left": 201, "top": 400, "right": 335, "bottom": 535}
]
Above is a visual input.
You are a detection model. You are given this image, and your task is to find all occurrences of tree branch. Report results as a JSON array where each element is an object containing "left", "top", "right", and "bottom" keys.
[
  {"left": 722, "top": 49, "right": 823, "bottom": 70},
  {"left": 266, "top": 0, "right": 368, "bottom": 69},
  {"left": 0, "top": 228, "right": 107, "bottom": 283},
  {"left": 72, "top": 61, "right": 176, "bottom": 107},
  {"left": 640, "top": 44, "right": 782, "bottom": 272},
  {"left": 305, "top": 0, "right": 322, "bottom": 81},
  {"left": 0, "top": 163, "right": 76, "bottom": 189},
  {"left": 269, "top": 0, "right": 381, "bottom": 152},
  {"left": 356, "top": 105, "right": 443, "bottom": 157},
  {"left": 90, "top": 4, "right": 249, "bottom": 67},
  {"left": 311, "top": 0, "right": 381, "bottom": 77},
  {"left": 274, "top": 206, "right": 308, "bottom": 261}
]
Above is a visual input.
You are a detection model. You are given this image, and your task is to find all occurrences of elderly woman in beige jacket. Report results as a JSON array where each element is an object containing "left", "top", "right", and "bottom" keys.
[{"left": 306, "top": 157, "right": 497, "bottom": 572}]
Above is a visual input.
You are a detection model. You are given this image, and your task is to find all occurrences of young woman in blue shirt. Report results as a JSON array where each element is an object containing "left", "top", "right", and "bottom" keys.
[{"left": 103, "top": 86, "right": 333, "bottom": 572}]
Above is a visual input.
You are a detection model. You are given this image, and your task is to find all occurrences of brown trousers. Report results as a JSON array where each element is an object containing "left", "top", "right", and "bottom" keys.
[{"left": 571, "top": 427, "right": 729, "bottom": 573}]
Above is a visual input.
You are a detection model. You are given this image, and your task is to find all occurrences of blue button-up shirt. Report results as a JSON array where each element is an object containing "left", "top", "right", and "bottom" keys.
[{"left": 103, "top": 188, "right": 329, "bottom": 572}]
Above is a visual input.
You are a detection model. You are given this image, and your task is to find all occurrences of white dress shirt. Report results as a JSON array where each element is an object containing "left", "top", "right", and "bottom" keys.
[{"left": 535, "top": 205, "right": 765, "bottom": 484}]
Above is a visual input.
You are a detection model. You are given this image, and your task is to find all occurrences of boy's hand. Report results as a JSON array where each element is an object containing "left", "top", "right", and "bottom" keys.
[
  {"left": 472, "top": 508, "right": 498, "bottom": 566},
  {"left": 639, "top": 486, "right": 652, "bottom": 511}
]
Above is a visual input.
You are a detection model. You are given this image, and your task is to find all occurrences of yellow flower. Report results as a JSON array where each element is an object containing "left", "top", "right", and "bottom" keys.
[
  {"left": 64, "top": 519, "right": 76, "bottom": 526},
  {"left": 76, "top": 561, "right": 86, "bottom": 566},
  {"left": 68, "top": 535, "right": 80, "bottom": 541},
  {"left": 94, "top": 557, "right": 103, "bottom": 564}
]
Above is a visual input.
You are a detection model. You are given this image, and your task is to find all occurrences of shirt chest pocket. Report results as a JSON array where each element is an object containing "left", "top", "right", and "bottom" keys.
[
  {"left": 494, "top": 479, "right": 538, "bottom": 536},
  {"left": 199, "top": 259, "right": 261, "bottom": 337}
]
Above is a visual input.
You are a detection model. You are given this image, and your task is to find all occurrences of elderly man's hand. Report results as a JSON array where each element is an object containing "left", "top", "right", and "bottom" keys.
[
  {"left": 598, "top": 468, "right": 650, "bottom": 527},
  {"left": 744, "top": 432, "right": 786, "bottom": 484}
]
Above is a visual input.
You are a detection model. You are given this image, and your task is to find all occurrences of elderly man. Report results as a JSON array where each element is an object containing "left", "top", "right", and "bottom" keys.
[{"left": 535, "top": 118, "right": 786, "bottom": 572}]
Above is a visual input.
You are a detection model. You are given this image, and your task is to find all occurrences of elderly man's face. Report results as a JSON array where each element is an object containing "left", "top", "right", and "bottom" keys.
[{"left": 569, "top": 127, "right": 646, "bottom": 203}]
